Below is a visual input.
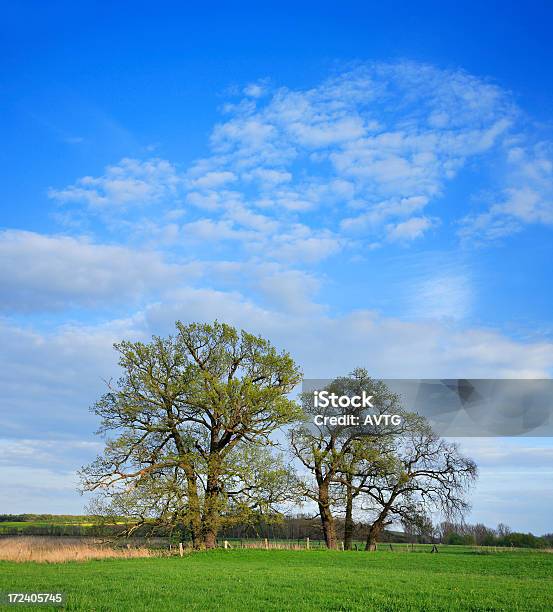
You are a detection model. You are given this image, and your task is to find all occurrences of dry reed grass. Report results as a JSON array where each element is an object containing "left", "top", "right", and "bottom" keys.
[{"left": 0, "top": 537, "right": 158, "bottom": 563}]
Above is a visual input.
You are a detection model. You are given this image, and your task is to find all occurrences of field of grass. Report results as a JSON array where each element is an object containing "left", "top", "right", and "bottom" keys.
[{"left": 1, "top": 547, "right": 552, "bottom": 611}]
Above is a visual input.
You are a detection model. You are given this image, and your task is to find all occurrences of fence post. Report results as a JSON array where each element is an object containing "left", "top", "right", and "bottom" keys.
[
  {"left": 178, "top": 542, "right": 184, "bottom": 557},
  {"left": 306, "top": 537, "right": 310, "bottom": 550},
  {"left": 264, "top": 538, "right": 269, "bottom": 550}
]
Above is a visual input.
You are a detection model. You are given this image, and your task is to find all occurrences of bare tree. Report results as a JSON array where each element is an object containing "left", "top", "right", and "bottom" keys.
[{"left": 356, "top": 418, "right": 477, "bottom": 550}]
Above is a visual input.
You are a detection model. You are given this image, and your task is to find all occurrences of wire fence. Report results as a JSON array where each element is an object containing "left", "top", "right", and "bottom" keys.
[{"left": 172, "top": 539, "right": 523, "bottom": 554}]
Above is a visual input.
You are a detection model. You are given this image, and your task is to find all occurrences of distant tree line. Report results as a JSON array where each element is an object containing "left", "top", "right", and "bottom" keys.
[
  {"left": 0, "top": 514, "right": 88, "bottom": 523},
  {"left": 0, "top": 523, "right": 120, "bottom": 537},
  {"left": 436, "top": 521, "right": 553, "bottom": 549}
]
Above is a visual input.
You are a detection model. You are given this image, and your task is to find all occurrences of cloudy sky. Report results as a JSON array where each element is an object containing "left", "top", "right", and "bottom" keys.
[{"left": 1, "top": 2, "right": 552, "bottom": 533}]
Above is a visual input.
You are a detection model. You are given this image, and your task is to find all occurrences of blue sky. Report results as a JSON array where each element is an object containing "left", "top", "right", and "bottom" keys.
[{"left": 1, "top": 1, "right": 553, "bottom": 532}]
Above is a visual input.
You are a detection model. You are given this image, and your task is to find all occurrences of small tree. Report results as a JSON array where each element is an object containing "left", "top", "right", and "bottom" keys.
[
  {"left": 81, "top": 321, "right": 302, "bottom": 548},
  {"left": 401, "top": 512, "right": 435, "bottom": 544},
  {"left": 497, "top": 522, "right": 511, "bottom": 538},
  {"left": 290, "top": 369, "right": 404, "bottom": 549},
  {"left": 290, "top": 370, "right": 477, "bottom": 552}
]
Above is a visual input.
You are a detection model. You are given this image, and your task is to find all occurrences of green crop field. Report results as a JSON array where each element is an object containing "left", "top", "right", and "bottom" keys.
[
  {"left": 0, "top": 518, "right": 124, "bottom": 536},
  {"left": 1, "top": 548, "right": 552, "bottom": 611},
  {"left": 0, "top": 523, "right": 92, "bottom": 532}
]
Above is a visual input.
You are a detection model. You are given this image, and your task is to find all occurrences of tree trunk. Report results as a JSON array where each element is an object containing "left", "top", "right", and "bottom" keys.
[
  {"left": 318, "top": 481, "right": 337, "bottom": 549},
  {"left": 365, "top": 520, "right": 384, "bottom": 551},
  {"left": 203, "top": 526, "right": 218, "bottom": 549},
  {"left": 202, "top": 457, "right": 222, "bottom": 549},
  {"left": 184, "top": 467, "right": 202, "bottom": 550},
  {"left": 343, "top": 475, "right": 354, "bottom": 550}
]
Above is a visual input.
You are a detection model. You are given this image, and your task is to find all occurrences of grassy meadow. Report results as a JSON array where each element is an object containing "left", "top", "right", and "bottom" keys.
[{"left": 1, "top": 545, "right": 552, "bottom": 611}]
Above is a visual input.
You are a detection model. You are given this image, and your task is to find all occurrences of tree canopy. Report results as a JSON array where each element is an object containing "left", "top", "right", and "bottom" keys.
[
  {"left": 81, "top": 321, "right": 302, "bottom": 548},
  {"left": 82, "top": 328, "right": 476, "bottom": 552},
  {"left": 290, "top": 369, "right": 477, "bottom": 550}
]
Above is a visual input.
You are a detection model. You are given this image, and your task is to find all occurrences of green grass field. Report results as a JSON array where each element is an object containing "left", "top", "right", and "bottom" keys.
[{"left": 1, "top": 548, "right": 552, "bottom": 611}]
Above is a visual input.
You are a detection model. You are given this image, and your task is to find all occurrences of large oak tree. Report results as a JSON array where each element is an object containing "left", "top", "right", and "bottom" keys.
[{"left": 81, "top": 321, "right": 302, "bottom": 549}]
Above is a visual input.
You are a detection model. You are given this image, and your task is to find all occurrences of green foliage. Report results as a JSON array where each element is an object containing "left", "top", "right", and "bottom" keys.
[
  {"left": 498, "top": 532, "right": 548, "bottom": 549},
  {"left": 291, "top": 369, "right": 477, "bottom": 551},
  {"left": 445, "top": 532, "right": 471, "bottom": 546},
  {"left": 81, "top": 321, "right": 302, "bottom": 547}
]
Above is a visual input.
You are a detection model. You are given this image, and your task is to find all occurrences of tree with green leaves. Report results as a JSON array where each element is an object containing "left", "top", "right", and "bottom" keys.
[
  {"left": 291, "top": 370, "right": 477, "bottom": 551},
  {"left": 290, "top": 369, "right": 404, "bottom": 549},
  {"left": 81, "top": 321, "right": 302, "bottom": 549}
]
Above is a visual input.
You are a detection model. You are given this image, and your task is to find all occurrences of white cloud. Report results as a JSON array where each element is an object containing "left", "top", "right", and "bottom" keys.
[
  {"left": 460, "top": 438, "right": 553, "bottom": 469},
  {"left": 243, "top": 81, "right": 269, "bottom": 98},
  {"left": 225, "top": 205, "right": 278, "bottom": 233},
  {"left": 188, "top": 171, "right": 237, "bottom": 189},
  {"left": 142, "top": 288, "right": 553, "bottom": 379},
  {"left": 48, "top": 62, "right": 550, "bottom": 258},
  {"left": 0, "top": 466, "right": 84, "bottom": 513},
  {"left": 0, "top": 230, "right": 200, "bottom": 312},
  {"left": 266, "top": 224, "right": 341, "bottom": 263},
  {"left": 406, "top": 273, "right": 473, "bottom": 321},
  {"left": 242, "top": 168, "right": 292, "bottom": 186},
  {"left": 386, "top": 216, "right": 435, "bottom": 241},
  {"left": 174, "top": 62, "right": 518, "bottom": 252},
  {"left": 458, "top": 438, "right": 553, "bottom": 533},
  {"left": 0, "top": 315, "right": 146, "bottom": 437},
  {"left": 254, "top": 267, "right": 322, "bottom": 315},
  {"left": 182, "top": 218, "right": 255, "bottom": 242},
  {"left": 341, "top": 196, "right": 429, "bottom": 233},
  {"left": 185, "top": 188, "right": 243, "bottom": 211},
  {"left": 0, "top": 438, "right": 101, "bottom": 468},
  {"left": 49, "top": 157, "right": 181, "bottom": 209},
  {"left": 211, "top": 118, "right": 278, "bottom": 155},
  {"left": 181, "top": 217, "right": 340, "bottom": 264},
  {"left": 460, "top": 143, "right": 553, "bottom": 242},
  {"left": 290, "top": 116, "right": 366, "bottom": 147}
]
